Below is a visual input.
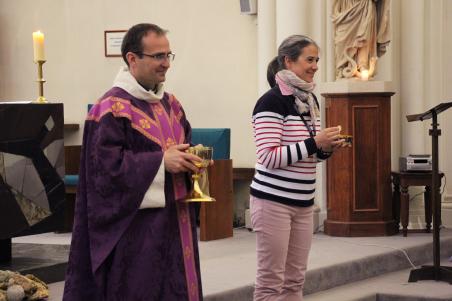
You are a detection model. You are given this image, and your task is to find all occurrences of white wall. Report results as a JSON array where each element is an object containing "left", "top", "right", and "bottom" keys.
[
  {"left": 3, "top": 0, "right": 452, "bottom": 221},
  {"left": 0, "top": 0, "right": 258, "bottom": 167}
]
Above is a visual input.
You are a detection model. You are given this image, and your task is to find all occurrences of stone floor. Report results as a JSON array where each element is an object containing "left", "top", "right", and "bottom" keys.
[{"left": 6, "top": 228, "right": 452, "bottom": 300}]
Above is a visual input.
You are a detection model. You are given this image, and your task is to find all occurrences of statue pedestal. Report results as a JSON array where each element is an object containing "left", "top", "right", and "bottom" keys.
[
  {"left": 319, "top": 81, "right": 397, "bottom": 236},
  {"left": 319, "top": 80, "right": 394, "bottom": 94}
]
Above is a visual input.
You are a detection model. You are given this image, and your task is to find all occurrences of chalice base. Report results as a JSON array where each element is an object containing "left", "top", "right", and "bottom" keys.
[
  {"left": 185, "top": 179, "right": 216, "bottom": 202},
  {"left": 185, "top": 196, "right": 216, "bottom": 202}
]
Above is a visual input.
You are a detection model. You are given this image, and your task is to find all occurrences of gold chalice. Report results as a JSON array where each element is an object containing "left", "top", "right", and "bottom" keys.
[{"left": 185, "top": 146, "right": 215, "bottom": 202}]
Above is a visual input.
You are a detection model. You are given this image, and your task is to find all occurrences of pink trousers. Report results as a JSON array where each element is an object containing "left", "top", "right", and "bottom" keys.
[{"left": 250, "top": 196, "right": 313, "bottom": 301}]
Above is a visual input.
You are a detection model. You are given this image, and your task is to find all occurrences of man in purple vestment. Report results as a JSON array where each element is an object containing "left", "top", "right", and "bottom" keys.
[{"left": 63, "top": 23, "right": 204, "bottom": 301}]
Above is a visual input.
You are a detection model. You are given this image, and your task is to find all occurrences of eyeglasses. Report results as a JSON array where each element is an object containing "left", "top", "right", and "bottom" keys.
[{"left": 136, "top": 52, "right": 175, "bottom": 62}]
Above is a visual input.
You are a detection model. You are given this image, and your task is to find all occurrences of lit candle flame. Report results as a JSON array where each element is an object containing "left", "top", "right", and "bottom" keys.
[{"left": 360, "top": 69, "right": 369, "bottom": 81}]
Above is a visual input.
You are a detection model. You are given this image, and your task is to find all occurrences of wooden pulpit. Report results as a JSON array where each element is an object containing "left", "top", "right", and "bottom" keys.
[{"left": 322, "top": 91, "right": 397, "bottom": 236}]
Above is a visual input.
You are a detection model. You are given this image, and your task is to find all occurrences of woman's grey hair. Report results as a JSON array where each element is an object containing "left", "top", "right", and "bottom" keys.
[
  {"left": 266, "top": 35, "right": 318, "bottom": 88},
  {"left": 277, "top": 35, "right": 319, "bottom": 68}
]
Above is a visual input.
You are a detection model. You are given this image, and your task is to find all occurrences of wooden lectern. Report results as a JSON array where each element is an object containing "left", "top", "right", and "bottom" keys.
[
  {"left": 406, "top": 102, "right": 452, "bottom": 284},
  {"left": 323, "top": 92, "right": 397, "bottom": 236}
]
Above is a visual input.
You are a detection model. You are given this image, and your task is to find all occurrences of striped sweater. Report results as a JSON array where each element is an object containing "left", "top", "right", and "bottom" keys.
[{"left": 250, "top": 86, "right": 331, "bottom": 207}]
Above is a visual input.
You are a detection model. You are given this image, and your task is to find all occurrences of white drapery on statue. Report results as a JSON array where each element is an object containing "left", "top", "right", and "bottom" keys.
[{"left": 332, "top": 0, "right": 390, "bottom": 79}]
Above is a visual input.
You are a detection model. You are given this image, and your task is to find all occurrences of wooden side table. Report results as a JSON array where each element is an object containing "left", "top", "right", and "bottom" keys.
[{"left": 391, "top": 171, "right": 444, "bottom": 237}]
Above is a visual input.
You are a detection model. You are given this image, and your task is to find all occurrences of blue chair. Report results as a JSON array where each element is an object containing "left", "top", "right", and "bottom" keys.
[
  {"left": 64, "top": 175, "right": 79, "bottom": 186},
  {"left": 191, "top": 128, "right": 230, "bottom": 160}
]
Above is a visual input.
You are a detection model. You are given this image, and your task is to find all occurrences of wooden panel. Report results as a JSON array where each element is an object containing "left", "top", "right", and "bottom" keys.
[
  {"left": 64, "top": 145, "right": 81, "bottom": 175},
  {"left": 233, "top": 168, "right": 255, "bottom": 181},
  {"left": 353, "top": 105, "right": 378, "bottom": 211},
  {"left": 323, "top": 92, "right": 396, "bottom": 236},
  {"left": 64, "top": 123, "right": 80, "bottom": 130},
  {"left": 324, "top": 220, "right": 396, "bottom": 237},
  {"left": 200, "top": 159, "right": 233, "bottom": 241},
  {"left": 325, "top": 97, "right": 353, "bottom": 221}
]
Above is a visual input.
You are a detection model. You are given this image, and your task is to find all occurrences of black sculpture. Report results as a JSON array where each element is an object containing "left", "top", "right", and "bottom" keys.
[{"left": 0, "top": 103, "right": 65, "bottom": 262}]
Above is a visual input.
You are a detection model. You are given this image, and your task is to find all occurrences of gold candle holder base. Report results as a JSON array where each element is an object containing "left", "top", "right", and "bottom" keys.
[
  {"left": 35, "top": 96, "right": 47, "bottom": 104},
  {"left": 34, "top": 60, "right": 48, "bottom": 104}
]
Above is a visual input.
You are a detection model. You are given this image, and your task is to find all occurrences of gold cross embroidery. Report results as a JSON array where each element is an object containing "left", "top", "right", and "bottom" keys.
[
  {"left": 180, "top": 209, "right": 187, "bottom": 223},
  {"left": 184, "top": 246, "right": 192, "bottom": 259},
  {"left": 111, "top": 101, "right": 124, "bottom": 113},
  {"left": 166, "top": 137, "right": 176, "bottom": 148},
  {"left": 139, "top": 118, "right": 151, "bottom": 129},
  {"left": 190, "top": 282, "right": 197, "bottom": 296}
]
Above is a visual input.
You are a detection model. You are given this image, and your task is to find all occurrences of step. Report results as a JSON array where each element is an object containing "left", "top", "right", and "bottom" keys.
[
  {"left": 305, "top": 261, "right": 452, "bottom": 301},
  {"left": 203, "top": 230, "right": 452, "bottom": 301},
  {"left": 9, "top": 229, "right": 452, "bottom": 301}
]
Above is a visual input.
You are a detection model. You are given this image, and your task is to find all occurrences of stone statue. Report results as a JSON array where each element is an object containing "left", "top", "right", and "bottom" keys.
[{"left": 332, "top": 0, "right": 390, "bottom": 79}]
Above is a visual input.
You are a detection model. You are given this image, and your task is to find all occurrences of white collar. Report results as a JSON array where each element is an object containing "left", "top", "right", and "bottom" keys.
[{"left": 112, "top": 66, "right": 164, "bottom": 103}]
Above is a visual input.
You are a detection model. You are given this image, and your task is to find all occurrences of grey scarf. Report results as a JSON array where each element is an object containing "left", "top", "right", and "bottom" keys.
[{"left": 275, "top": 69, "right": 320, "bottom": 123}]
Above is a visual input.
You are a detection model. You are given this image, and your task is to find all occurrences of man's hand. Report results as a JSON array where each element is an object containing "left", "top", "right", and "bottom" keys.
[
  {"left": 164, "top": 144, "right": 202, "bottom": 174},
  {"left": 191, "top": 144, "right": 214, "bottom": 172},
  {"left": 314, "top": 126, "right": 343, "bottom": 152}
]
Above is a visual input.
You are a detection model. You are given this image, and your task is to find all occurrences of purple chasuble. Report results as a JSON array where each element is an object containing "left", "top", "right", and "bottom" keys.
[{"left": 63, "top": 87, "right": 202, "bottom": 301}]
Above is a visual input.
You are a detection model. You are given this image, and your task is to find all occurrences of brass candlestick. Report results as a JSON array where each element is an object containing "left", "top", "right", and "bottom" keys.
[{"left": 34, "top": 60, "right": 47, "bottom": 103}]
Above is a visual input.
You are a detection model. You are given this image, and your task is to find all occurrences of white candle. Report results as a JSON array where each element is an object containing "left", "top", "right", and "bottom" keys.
[
  {"left": 33, "top": 31, "right": 45, "bottom": 62},
  {"left": 360, "top": 69, "right": 369, "bottom": 81}
]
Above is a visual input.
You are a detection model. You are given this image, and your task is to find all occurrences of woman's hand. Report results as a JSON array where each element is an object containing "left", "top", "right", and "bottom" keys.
[{"left": 314, "top": 126, "right": 343, "bottom": 152}]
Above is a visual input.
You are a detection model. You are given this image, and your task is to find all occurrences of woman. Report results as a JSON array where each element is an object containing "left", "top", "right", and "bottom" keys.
[{"left": 250, "top": 35, "right": 343, "bottom": 301}]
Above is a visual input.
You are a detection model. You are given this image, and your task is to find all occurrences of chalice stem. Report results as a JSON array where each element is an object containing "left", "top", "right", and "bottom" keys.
[{"left": 192, "top": 178, "right": 204, "bottom": 198}]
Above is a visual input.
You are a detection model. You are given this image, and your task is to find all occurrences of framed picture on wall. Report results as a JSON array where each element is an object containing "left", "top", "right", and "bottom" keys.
[{"left": 104, "top": 30, "right": 127, "bottom": 57}]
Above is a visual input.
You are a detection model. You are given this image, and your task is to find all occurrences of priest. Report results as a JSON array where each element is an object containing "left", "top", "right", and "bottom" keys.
[{"left": 63, "top": 23, "right": 203, "bottom": 301}]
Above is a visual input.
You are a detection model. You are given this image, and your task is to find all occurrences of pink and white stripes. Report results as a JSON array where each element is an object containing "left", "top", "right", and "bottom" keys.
[{"left": 251, "top": 111, "right": 323, "bottom": 205}]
